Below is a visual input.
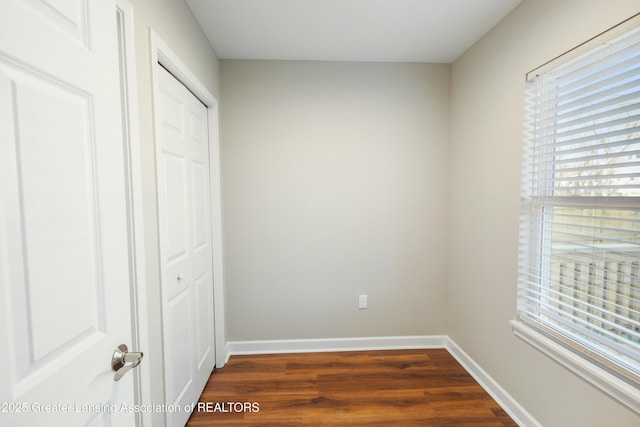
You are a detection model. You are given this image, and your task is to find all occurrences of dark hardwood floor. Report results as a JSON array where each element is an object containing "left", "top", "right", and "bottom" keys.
[{"left": 186, "top": 349, "right": 517, "bottom": 426}]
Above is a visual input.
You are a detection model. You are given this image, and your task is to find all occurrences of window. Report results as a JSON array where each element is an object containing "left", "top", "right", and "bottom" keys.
[{"left": 514, "top": 21, "right": 640, "bottom": 411}]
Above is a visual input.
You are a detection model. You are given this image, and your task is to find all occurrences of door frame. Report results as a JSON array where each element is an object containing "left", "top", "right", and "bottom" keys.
[
  {"left": 149, "top": 30, "right": 227, "bottom": 369},
  {"left": 115, "top": 1, "right": 152, "bottom": 426}
]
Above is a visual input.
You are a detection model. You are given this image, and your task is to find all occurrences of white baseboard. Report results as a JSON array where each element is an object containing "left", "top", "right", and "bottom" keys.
[
  {"left": 445, "top": 338, "right": 542, "bottom": 427},
  {"left": 223, "top": 335, "right": 540, "bottom": 427},
  {"left": 226, "top": 335, "right": 448, "bottom": 359}
]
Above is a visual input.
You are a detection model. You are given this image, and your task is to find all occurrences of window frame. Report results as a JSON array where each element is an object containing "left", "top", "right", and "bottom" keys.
[{"left": 513, "top": 17, "right": 640, "bottom": 414}]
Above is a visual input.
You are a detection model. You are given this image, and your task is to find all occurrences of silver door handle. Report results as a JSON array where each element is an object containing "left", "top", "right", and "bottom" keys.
[{"left": 111, "top": 344, "right": 143, "bottom": 381}]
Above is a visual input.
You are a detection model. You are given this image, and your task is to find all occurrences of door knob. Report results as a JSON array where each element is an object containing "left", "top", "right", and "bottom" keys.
[{"left": 111, "top": 344, "right": 143, "bottom": 381}]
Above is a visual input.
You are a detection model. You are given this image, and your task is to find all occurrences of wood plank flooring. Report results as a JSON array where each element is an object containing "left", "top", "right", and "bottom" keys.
[{"left": 186, "top": 349, "right": 517, "bottom": 426}]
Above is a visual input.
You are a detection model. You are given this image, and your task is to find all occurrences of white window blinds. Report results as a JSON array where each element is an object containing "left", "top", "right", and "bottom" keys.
[{"left": 518, "top": 23, "right": 640, "bottom": 386}]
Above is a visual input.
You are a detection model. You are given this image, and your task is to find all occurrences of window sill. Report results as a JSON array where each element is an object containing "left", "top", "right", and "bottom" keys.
[{"left": 510, "top": 320, "right": 640, "bottom": 415}]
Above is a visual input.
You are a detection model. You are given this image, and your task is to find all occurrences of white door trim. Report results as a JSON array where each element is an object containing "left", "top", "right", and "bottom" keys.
[
  {"left": 149, "top": 30, "right": 227, "bottom": 368},
  {"left": 115, "top": 1, "right": 152, "bottom": 426}
]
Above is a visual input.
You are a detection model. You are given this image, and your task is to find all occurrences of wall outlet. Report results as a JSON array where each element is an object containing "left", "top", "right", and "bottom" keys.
[{"left": 358, "top": 294, "right": 368, "bottom": 309}]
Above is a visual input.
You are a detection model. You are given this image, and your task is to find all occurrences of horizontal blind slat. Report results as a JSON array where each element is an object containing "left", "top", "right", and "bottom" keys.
[
  {"left": 535, "top": 157, "right": 640, "bottom": 171},
  {"left": 553, "top": 31, "right": 640, "bottom": 82},
  {"left": 536, "top": 101, "right": 640, "bottom": 133},
  {"left": 531, "top": 135, "right": 640, "bottom": 157},
  {"left": 519, "top": 22, "right": 640, "bottom": 385},
  {"left": 534, "top": 92, "right": 640, "bottom": 127},
  {"left": 535, "top": 80, "right": 640, "bottom": 116},
  {"left": 519, "top": 295, "right": 640, "bottom": 349},
  {"left": 518, "top": 303, "right": 640, "bottom": 364}
]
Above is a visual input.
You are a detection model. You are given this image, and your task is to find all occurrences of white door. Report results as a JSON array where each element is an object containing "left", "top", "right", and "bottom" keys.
[
  {"left": 156, "top": 65, "right": 216, "bottom": 427},
  {"left": 0, "top": 1, "right": 138, "bottom": 426}
]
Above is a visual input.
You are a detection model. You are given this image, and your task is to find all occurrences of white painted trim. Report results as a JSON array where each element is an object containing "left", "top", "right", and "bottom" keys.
[
  {"left": 226, "top": 335, "right": 448, "bottom": 356},
  {"left": 149, "top": 30, "right": 227, "bottom": 369},
  {"left": 115, "top": 2, "right": 151, "bottom": 426},
  {"left": 511, "top": 320, "right": 640, "bottom": 415},
  {"left": 446, "top": 337, "right": 542, "bottom": 427}
]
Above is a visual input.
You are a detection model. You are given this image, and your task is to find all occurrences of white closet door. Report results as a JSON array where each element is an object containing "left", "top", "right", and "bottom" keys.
[
  {"left": 0, "top": 0, "right": 137, "bottom": 426},
  {"left": 156, "top": 65, "right": 216, "bottom": 427}
]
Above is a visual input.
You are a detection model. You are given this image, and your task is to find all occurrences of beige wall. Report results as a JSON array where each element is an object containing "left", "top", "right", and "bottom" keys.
[
  {"left": 448, "top": 0, "right": 639, "bottom": 425},
  {"left": 128, "top": 0, "right": 220, "bottom": 424},
  {"left": 221, "top": 60, "right": 450, "bottom": 341}
]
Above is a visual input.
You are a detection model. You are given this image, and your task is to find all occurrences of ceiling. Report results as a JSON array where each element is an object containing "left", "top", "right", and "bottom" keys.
[{"left": 185, "top": 0, "right": 522, "bottom": 63}]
